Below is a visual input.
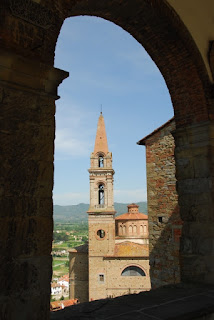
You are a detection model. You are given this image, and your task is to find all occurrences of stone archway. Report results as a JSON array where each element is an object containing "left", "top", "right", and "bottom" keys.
[{"left": 1, "top": 0, "right": 214, "bottom": 319}]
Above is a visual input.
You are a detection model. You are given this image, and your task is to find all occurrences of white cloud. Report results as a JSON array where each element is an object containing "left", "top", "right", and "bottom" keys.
[
  {"left": 55, "top": 128, "right": 91, "bottom": 158},
  {"left": 114, "top": 188, "right": 147, "bottom": 203},
  {"left": 55, "top": 102, "right": 94, "bottom": 158}
]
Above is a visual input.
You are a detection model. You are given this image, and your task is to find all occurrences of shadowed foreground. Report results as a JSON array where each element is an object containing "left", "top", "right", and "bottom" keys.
[{"left": 51, "top": 283, "right": 214, "bottom": 320}]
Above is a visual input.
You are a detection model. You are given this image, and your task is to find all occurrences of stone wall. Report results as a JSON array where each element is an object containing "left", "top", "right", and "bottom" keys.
[
  {"left": 173, "top": 122, "right": 214, "bottom": 284},
  {"left": 88, "top": 214, "right": 115, "bottom": 257},
  {"left": 89, "top": 257, "right": 150, "bottom": 300},
  {"left": 88, "top": 212, "right": 150, "bottom": 300},
  {"left": 88, "top": 214, "right": 115, "bottom": 300},
  {"left": 104, "top": 258, "right": 151, "bottom": 298},
  {"left": 0, "top": 49, "right": 67, "bottom": 319},
  {"left": 0, "top": 82, "right": 57, "bottom": 319},
  {"left": 69, "top": 252, "right": 88, "bottom": 303},
  {"left": 139, "top": 119, "right": 182, "bottom": 288}
]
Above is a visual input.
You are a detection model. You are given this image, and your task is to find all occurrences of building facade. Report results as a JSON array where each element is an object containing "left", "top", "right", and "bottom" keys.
[{"left": 69, "top": 113, "right": 150, "bottom": 302}]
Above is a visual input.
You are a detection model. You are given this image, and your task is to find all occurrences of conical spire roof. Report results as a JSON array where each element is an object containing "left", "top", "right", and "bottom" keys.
[{"left": 94, "top": 112, "right": 108, "bottom": 154}]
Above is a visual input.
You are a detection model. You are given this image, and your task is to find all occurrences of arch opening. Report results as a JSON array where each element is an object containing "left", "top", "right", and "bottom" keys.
[
  {"left": 98, "top": 156, "right": 104, "bottom": 168},
  {"left": 53, "top": 14, "right": 176, "bottom": 302},
  {"left": 98, "top": 183, "right": 105, "bottom": 205},
  {"left": 52, "top": 1, "right": 212, "bottom": 307},
  {"left": 121, "top": 266, "right": 146, "bottom": 277}
]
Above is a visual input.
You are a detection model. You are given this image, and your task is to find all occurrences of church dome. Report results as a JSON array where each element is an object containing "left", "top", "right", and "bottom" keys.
[
  {"left": 115, "top": 203, "right": 148, "bottom": 220},
  {"left": 115, "top": 204, "right": 148, "bottom": 238}
]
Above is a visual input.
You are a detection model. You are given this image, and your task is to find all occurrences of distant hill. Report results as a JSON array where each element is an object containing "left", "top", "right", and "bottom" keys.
[{"left": 54, "top": 202, "right": 147, "bottom": 222}]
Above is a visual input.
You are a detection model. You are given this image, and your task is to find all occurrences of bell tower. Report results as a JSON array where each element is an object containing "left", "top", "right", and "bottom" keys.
[
  {"left": 88, "top": 112, "right": 115, "bottom": 212},
  {"left": 88, "top": 112, "right": 116, "bottom": 300}
]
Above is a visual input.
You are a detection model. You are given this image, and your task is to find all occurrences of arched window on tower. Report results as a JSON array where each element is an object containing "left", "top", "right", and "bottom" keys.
[
  {"left": 121, "top": 266, "right": 146, "bottom": 276},
  {"left": 98, "top": 156, "right": 104, "bottom": 168},
  {"left": 98, "top": 184, "right": 104, "bottom": 205}
]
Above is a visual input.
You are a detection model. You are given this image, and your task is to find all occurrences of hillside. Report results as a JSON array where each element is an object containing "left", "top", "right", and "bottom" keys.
[{"left": 54, "top": 202, "right": 147, "bottom": 222}]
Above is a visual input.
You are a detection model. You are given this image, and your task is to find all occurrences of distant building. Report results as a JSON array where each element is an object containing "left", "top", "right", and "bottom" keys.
[
  {"left": 69, "top": 113, "right": 150, "bottom": 302},
  {"left": 58, "top": 274, "right": 69, "bottom": 288},
  {"left": 50, "top": 299, "right": 79, "bottom": 312},
  {"left": 51, "top": 274, "right": 69, "bottom": 299},
  {"left": 51, "top": 283, "right": 62, "bottom": 296}
]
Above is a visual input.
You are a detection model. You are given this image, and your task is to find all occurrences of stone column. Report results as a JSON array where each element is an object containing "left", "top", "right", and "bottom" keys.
[
  {"left": 174, "top": 121, "right": 214, "bottom": 284},
  {"left": 0, "top": 50, "right": 68, "bottom": 319},
  {"left": 107, "top": 177, "right": 111, "bottom": 208}
]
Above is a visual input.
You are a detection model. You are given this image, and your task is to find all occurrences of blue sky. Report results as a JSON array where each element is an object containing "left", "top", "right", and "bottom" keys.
[{"left": 53, "top": 16, "right": 173, "bottom": 205}]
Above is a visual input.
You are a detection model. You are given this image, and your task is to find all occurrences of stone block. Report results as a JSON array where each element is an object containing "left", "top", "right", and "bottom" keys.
[
  {"left": 0, "top": 255, "right": 52, "bottom": 297},
  {"left": 0, "top": 216, "right": 53, "bottom": 257},
  {"left": 177, "top": 178, "right": 212, "bottom": 195}
]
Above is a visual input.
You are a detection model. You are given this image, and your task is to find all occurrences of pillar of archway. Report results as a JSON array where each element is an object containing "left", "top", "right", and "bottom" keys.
[
  {"left": 0, "top": 49, "right": 68, "bottom": 318},
  {"left": 174, "top": 121, "right": 214, "bottom": 284}
]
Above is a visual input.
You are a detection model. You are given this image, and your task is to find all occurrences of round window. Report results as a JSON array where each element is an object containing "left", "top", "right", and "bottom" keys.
[{"left": 97, "top": 229, "right": 105, "bottom": 239}]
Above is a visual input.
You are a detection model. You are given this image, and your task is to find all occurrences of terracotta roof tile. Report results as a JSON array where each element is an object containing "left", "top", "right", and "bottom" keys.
[
  {"left": 114, "top": 241, "right": 149, "bottom": 257},
  {"left": 50, "top": 299, "right": 78, "bottom": 311},
  {"left": 115, "top": 212, "right": 148, "bottom": 220},
  {"left": 61, "top": 299, "right": 79, "bottom": 307},
  {"left": 58, "top": 274, "right": 69, "bottom": 282}
]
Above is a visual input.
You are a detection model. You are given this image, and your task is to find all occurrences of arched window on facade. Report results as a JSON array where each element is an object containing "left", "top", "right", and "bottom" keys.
[
  {"left": 98, "top": 156, "right": 104, "bottom": 168},
  {"left": 98, "top": 184, "right": 104, "bottom": 205},
  {"left": 140, "top": 225, "right": 143, "bottom": 234},
  {"left": 144, "top": 225, "right": 147, "bottom": 234},
  {"left": 121, "top": 266, "right": 146, "bottom": 276},
  {"left": 129, "top": 225, "right": 133, "bottom": 235},
  {"left": 133, "top": 225, "right": 137, "bottom": 234}
]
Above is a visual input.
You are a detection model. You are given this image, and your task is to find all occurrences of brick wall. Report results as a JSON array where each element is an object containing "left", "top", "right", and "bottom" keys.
[{"left": 139, "top": 119, "right": 182, "bottom": 288}]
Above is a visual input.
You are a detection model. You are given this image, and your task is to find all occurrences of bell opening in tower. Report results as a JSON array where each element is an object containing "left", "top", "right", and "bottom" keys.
[
  {"left": 98, "top": 184, "right": 105, "bottom": 205},
  {"left": 99, "top": 156, "right": 104, "bottom": 168}
]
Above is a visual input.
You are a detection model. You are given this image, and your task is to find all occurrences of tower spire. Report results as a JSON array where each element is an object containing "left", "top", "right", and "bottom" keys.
[{"left": 94, "top": 113, "right": 108, "bottom": 155}]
